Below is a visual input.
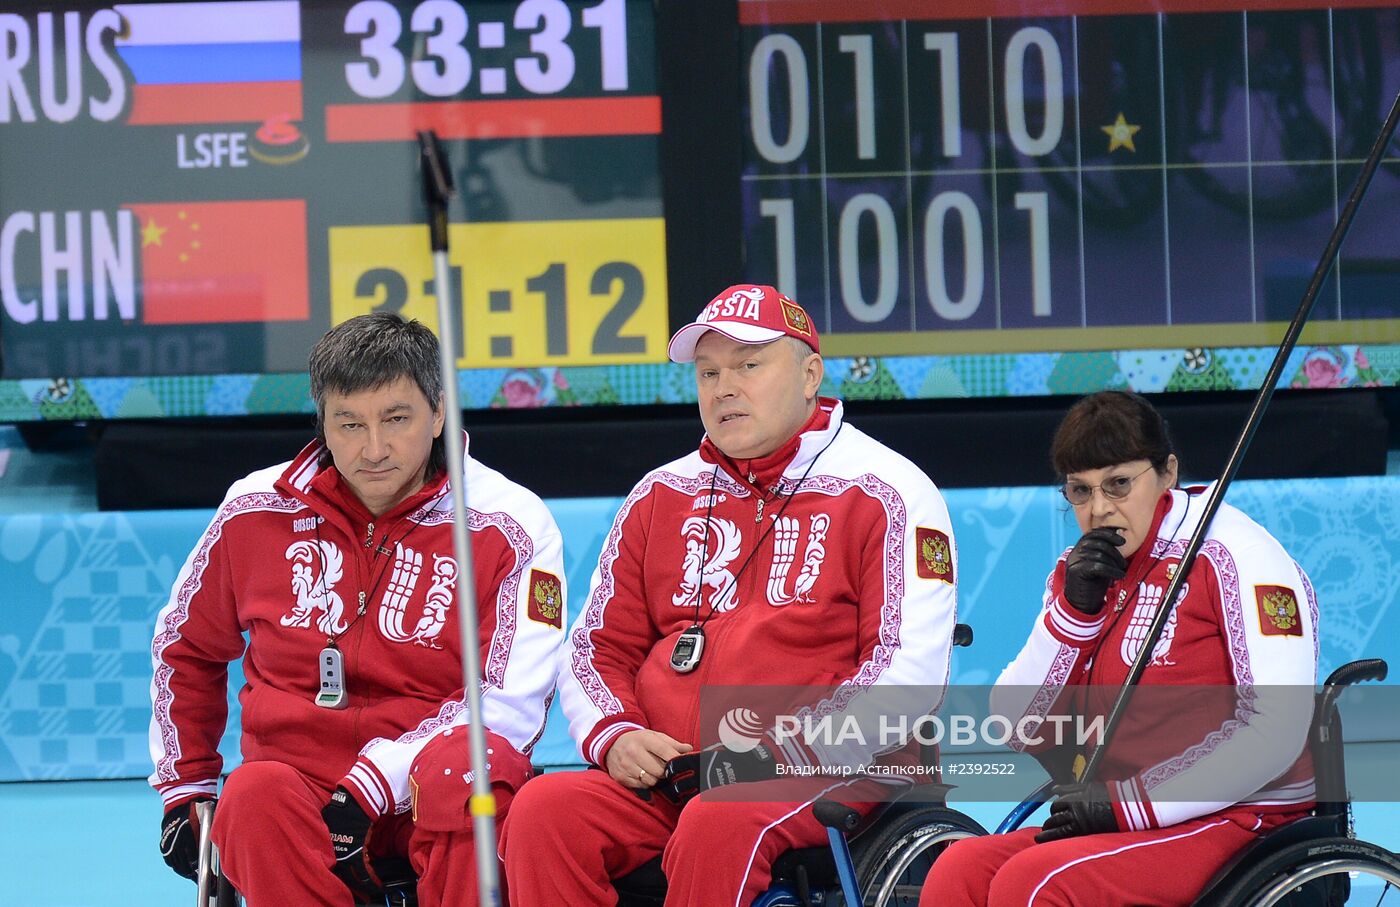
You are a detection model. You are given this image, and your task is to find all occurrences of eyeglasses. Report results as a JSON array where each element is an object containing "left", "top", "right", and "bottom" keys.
[{"left": 1060, "top": 464, "right": 1156, "bottom": 506}]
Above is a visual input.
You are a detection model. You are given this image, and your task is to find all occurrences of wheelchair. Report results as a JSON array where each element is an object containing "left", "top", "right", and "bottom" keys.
[
  {"left": 1192, "top": 658, "right": 1400, "bottom": 906},
  {"left": 198, "top": 765, "right": 980, "bottom": 907},
  {"left": 200, "top": 625, "right": 981, "bottom": 907},
  {"left": 813, "top": 657, "right": 1400, "bottom": 906},
  {"left": 613, "top": 623, "right": 983, "bottom": 907},
  {"left": 195, "top": 831, "right": 417, "bottom": 907},
  {"left": 610, "top": 784, "right": 986, "bottom": 907},
  {"left": 202, "top": 644, "right": 1398, "bottom": 906}
]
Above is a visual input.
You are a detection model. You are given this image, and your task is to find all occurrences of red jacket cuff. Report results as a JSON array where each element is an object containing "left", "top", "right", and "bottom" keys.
[
  {"left": 1044, "top": 596, "right": 1109, "bottom": 646},
  {"left": 1110, "top": 776, "right": 1159, "bottom": 832},
  {"left": 584, "top": 715, "right": 647, "bottom": 767},
  {"left": 157, "top": 780, "right": 220, "bottom": 810},
  {"left": 341, "top": 758, "right": 393, "bottom": 819}
]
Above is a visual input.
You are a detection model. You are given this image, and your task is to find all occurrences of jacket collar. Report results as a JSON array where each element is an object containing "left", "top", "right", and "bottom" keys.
[
  {"left": 699, "top": 397, "right": 842, "bottom": 492},
  {"left": 1126, "top": 489, "right": 1175, "bottom": 570},
  {"left": 1154, "top": 484, "right": 1215, "bottom": 546},
  {"left": 274, "top": 433, "right": 462, "bottom": 534}
]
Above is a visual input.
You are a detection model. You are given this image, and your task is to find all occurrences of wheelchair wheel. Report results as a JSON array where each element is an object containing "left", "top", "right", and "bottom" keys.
[
  {"left": 1206, "top": 837, "right": 1400, "bottom": 907},
  {"left": 849, "top": 807, "right": 987, "bottom": 907}
]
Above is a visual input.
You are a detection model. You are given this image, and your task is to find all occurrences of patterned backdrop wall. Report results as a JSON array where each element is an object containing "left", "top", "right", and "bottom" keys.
[
  {"left": 9, "top": 343, "right": 1399, "bottom": 420},
  {"left": 1, "top": 478, "right": 1397, "bottom": 780}
]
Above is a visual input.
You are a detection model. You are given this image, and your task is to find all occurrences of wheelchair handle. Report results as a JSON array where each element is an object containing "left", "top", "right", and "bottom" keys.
[
  {"left": 813, "top": 799, "right": 861, "bottom": 833},
  {"left": 1317, "top": 658, "right": 1388, "bottom": 738},
  {"left": 953, "top": 623, "right": 973, "bottom": 648},
  {"left": 195, "top": 800, "right": 217, "bottom": 907},
  {"left": 1323, "top": 658, "right": 1387, "bottom": 689}
]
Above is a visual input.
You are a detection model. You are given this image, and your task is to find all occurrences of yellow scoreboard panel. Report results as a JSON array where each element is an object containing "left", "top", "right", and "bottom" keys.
[{"left": 330, "top": 218, "right": 668, "bottom": 368}]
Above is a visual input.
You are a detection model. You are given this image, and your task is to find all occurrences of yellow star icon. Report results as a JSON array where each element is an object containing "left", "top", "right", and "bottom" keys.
[
  {"left": 141, "top": 217, "right": 167, "bottom": 247},
  {"left": 1102, "top": 113, "right": 1142, "bottom": 153}
]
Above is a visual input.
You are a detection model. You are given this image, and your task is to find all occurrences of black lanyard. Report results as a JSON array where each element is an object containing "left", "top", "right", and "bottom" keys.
[
  {"left": 689, "top": 422, "right": 842, "bottom": 631},
  {"left": 316, "top": 485, "right": 446, "bottom": 649}
]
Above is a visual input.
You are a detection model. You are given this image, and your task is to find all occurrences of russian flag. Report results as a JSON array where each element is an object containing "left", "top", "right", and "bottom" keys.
[{"left": 114, "top": 1, "right": 302, "bottom": 126}]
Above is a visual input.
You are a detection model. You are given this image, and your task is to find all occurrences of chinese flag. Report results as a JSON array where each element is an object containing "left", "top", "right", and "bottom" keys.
[{"left": 125, "top": 200, "right": 309, "bottom": 324}]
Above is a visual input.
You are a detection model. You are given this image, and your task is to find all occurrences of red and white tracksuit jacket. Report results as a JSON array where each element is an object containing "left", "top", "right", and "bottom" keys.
[
  {"left": 996, "top": 485, "right": 1317, "bottom": 828},
  {"left": 560, "top": 398, "right": 959, "bottom": 770},
  {"left": 920, "top": 486, "right": 1318, "bottom": 907},
  {"left": 149, "top": 437, "right": 565, "bottom": 900},
  {"left": 502, "top": 399, "right": 958, "bottom": 906}
]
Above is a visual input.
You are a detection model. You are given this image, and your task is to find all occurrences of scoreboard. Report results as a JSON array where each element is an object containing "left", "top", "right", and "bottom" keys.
[
  {"left": 0, "top": 0, "right": 666, "bottom": 416},
  {"left": 738, "top": 0, "right": 1400, "bottom": 363},
  {"left": 2, "top": 0, "right": 1399, "bottom": 420}
]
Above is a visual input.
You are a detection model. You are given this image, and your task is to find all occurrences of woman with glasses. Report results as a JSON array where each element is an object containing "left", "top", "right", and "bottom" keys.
[{"left": 919, "top": 390, "right": 1318, "bottom": 907}]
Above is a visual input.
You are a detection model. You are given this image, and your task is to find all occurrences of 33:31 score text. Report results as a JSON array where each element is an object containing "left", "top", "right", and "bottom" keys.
[{"left": 329, "top": 219, "right": 667, "bottom": 367}]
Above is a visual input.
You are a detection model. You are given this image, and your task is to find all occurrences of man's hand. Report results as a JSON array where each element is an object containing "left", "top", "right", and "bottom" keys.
[
  {"left": 1063, "top": 528, "right": 1127, "bottom": 614},
  {"left": 321, "top": 787, "right": 375, "bottom": 893},
  {"left": 1034, "top": 781, "right": 1118, "bottom": 843},
  {"left": 605, "top": 729, "right": 692, "bottom": 789},
  {"left": 159, "top": 795, "right": 215, "bottom": 881},
  {"left": 660, "top": 744, "right": 781, "bottom": 803}
]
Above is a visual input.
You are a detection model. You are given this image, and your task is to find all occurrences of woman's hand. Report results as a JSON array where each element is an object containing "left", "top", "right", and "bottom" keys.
[{"left": 1063, "top": 528, "right": 1127, "bottom": 614}]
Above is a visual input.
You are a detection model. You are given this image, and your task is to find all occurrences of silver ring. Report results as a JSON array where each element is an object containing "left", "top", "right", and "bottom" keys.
[{"left": 638, "top": 768, "right": 649, "bottom": 780}]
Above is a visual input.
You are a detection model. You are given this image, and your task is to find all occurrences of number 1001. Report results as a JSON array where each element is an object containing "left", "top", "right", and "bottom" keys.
[{"left": 761, "top": 189, "right": 1052, "bottom": 323}]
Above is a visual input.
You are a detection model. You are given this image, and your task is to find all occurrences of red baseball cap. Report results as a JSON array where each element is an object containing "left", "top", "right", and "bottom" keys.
[{"left": 667, "top": 284, "right": 821, "bottom": 363}]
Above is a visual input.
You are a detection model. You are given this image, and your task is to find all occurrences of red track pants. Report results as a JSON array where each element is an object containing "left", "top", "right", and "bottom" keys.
[
  {"left": 499, "top": 769, "right": 892, "bottom": 907},
  {"left": 211, "top": 730, "right": 530, "bottom": 907},
  {"left": 918, "top": 810, "right": 1298, "bottom": 907}
]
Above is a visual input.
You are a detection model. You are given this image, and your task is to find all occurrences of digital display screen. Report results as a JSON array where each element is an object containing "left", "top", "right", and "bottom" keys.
[
  {"left": 0, "top": 0, "right": 667, "bottom": 418},
  {"left": 738, "top": 0, "right": 1400, "bottom": 398},
  {"left": 3, "top": 0, "right": 1397, "bottom": 421}
]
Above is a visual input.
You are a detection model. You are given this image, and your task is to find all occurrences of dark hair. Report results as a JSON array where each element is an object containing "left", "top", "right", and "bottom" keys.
[
  {"left": 1051, "top": 391, "right": 1174, "bottom": 478},
  {"left": 309, "top": 312, "right": 445, "bottom": 476}
]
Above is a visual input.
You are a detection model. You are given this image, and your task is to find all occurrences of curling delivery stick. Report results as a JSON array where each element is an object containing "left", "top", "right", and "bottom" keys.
[
  {"left": 418, "top": 129, "right": 501, "bottom": 907},
  {"left": 1083, "top": 87, "right": 1400, "bottom": 785}
]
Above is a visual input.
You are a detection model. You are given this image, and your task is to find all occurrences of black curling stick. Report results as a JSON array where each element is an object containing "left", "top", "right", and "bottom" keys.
[{"left": 1082, "top": 88, "right": 1400, "bottom": 785}]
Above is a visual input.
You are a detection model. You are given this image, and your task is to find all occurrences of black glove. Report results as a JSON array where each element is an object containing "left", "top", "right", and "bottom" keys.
[
  {"left": 321, "top": 787, "right": 377, "bottom": 894},
  {"left": 1034, "top": 781, "right": 1118, "bottom": 843},
  {"left": 159, "top": 795, "right": 215, "bottom": 881},
  {"left": 1062, "top": 528, "right": 1127, "bottom": 614},
  {"left": 659, "top": 744, "right": 780, "bottom": 803}
]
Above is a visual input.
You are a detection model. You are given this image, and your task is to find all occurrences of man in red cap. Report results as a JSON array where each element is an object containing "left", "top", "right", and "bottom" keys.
[{"left": 499, "top": 285, "right": 960, "bottom": 905}]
